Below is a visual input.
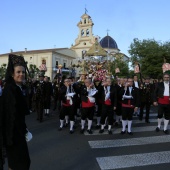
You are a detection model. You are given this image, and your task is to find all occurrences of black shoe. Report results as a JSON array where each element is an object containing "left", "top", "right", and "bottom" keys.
[
  {"left": 156, "top": 127, "right": 160, "bottom": 132},
  {"left": 108, "top": 130, "right": 112, "bottom": 135},
  {"left": 96, "top": 125, "right": 101, "bottom": 129},
  {"left": 99, "top": 129, "right": 104, "bottom": 133},
  {"left": 163, "top": 130, "right": 169, "bottom": 134},
  {"left": 115, "top": 122, "right": 118, "bottom": 127},
  {"left": 70, "top": 130, "right": 74, "bottom": 134},
  {"left": 87, "top": 129, "right": 93, "bottom": 134},
  {"left": 64, "top": 123, "right": 69, "bottom": 127},
  {"left": 145, "top": 120, "right": 150, "bottom": 123},
  {"left": 58, "top": 127, "right": 62, "bottom": 131},
  {"left": 121, "top": 130, "right": 126, "bottom": 134},
  {"left": 128, "top": 132, "right": 133, "bottom": 135},
  {"left": 73, "top": 125, "right": 77, "bottom": 129},
  {"left": 104, "top": 125, "right": 108, "bottom": 129},
  {"left": 80, "top": 129, "right": 85, "bottom": 134}
]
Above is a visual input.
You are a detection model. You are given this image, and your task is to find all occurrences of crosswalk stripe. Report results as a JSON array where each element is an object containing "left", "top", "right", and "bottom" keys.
[
  {"left": 96, "top": 151, "right": 170, "bottom": 170},
  {"left": 133, "top": 113, "right": 157, "bottom": 117},
  {"left": 88, "top": 135, "right": 170, "bottom": 148},
  {"left": 132, "top": 119, "right": 157, "bottom": 124}
]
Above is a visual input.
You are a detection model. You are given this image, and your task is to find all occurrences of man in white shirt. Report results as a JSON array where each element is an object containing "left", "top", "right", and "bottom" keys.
[{"left": 153, "top": 73, "right": 170, "bottom": 134}]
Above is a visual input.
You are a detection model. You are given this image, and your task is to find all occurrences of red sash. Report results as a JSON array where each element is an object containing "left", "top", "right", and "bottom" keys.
[
  {"left": 62, "top": 100, "right": 71, "bottom": 107},
  {"left": 82, "top": 99, "right": 95, "bottom": 108},
  {"left": 122, "top": 99, "right": 134, "bottom": 108},
  {"left": 105, "top": 99, "right": 111, "bottom": 105},
  {"left": 158, "top": 96, "right": 170, "bottom": 105}
]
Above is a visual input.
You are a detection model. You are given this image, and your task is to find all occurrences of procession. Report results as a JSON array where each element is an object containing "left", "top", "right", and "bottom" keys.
[
  {"left": 1, "top": 1, "right": 170, "bottom": 170},
  {"left": 1, "top": 52, "right": 170, "bottom": 169}
]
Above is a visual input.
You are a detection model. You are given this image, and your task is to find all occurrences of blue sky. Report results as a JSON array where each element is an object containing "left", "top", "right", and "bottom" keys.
[{"left": 0, "top": 0, "right": 170, "bottom": 56}]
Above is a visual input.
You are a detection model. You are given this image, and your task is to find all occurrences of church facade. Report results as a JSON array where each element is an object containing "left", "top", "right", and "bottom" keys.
[
  {"left": 0, "top": 48, "right": 76, "bottom": 79},
  {"left": 0, "top": 12, "right": 129, "bottom": 79}
]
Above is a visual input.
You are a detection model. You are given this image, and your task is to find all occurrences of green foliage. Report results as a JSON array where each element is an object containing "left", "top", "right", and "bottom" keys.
[
  {"left": 29, "top": 64, "right": 40, "bottom": 78},
  {"left": 0, "top": 64, "right": 7, "bottom": 79},
  {"left": 110, "top": 58, "right": 129, "bottom": 77},
  {"left": 128, "top": 38, "right": 170, "bottom": 78}
]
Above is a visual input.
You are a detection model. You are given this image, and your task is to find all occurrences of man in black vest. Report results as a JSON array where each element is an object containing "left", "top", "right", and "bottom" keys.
[
  {"left": 139, "top": 77, "right": 154, "bottom": 123},
  {"left": 35, "top": 73, "right": 46, "bottom": 122},
  {"left": 99, "top": 78, "right": 117, "bottom": 135},
  {"left": 80, "top": 79, "right": 97, "bottom": 134},
  {"left": 153, "top": 73, "right": 170, "bottom": 134},
  {"left": 44, "top": 76, "right": 53, "bottom": 117},
  {"left": 58, "top": 78, "right": 76, "bottom": 134},
  {"left": 133, "top": 75, "right": 141, "bottom": 116},
  {"left": 120, "top": 77, "right": 140, "bottom": 135}
]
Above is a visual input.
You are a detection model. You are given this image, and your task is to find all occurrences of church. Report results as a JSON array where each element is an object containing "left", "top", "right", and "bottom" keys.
[{"left": 0, "top": 12, "right": 128, "bottom": 79}]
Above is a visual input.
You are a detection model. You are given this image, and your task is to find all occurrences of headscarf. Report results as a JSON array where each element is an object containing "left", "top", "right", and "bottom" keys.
[{"left": 5, "top": 54, "right": 29, "bottom": 84}]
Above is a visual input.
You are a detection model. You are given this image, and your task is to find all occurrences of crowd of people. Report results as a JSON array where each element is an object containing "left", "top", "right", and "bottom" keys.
[{"left": 0, "top": 54, "right": 170, "bottom": 170}]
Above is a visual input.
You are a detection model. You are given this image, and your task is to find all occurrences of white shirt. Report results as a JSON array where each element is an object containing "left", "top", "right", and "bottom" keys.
[
  {"left": 164, "top": 82, "right": 169, "bottom": 96},
  {"left": 134, "top": 81, "right": 139, "bottom": 88},
  {"left": 129, "top": 86, "right": 132, "bottom": 94}
]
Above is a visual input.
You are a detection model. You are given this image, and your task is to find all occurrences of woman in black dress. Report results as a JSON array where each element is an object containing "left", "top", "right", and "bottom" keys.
[{"left": 2, "top": 54, "right": 31, "bottom": 170}]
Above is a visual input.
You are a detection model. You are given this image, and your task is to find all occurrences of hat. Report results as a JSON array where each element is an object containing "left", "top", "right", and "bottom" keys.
[
  {"left": 5, "top": 54, "right": 29, "bottom": 83},
  {"left": 9, "top": 54, "right": 27, "bottom": 67}
]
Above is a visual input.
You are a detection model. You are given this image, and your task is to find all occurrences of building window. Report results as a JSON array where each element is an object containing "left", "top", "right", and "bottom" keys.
[
  {"left": 63, "top": 63, "right": 66, "bottom": 68},
  {"left": 56, "top": 61, "right": 58, "bottom": 67},
  {"left": 86, "top": 29, "right": 89, "bottom": 36},
  {"left": 42, "top": 59, "right": 46, "bottom": 64},
  {"left": 84, "top": 19, "right": 86, "bottom": 24},
  {"left": 81, "top": 29, "right": 84, "bottom": 36},
  {"left": 82, "top": 50, "right": 86, "bottom": 59}
]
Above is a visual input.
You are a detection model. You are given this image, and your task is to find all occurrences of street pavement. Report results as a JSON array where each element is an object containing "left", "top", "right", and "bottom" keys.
[{"left": 3, "top": 107, "right": 170, "bottom": 170}]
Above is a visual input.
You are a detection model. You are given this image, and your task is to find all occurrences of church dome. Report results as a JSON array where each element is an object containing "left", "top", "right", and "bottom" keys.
[{"left": 100, "top": 35, "right": 118, "bottom": 49}]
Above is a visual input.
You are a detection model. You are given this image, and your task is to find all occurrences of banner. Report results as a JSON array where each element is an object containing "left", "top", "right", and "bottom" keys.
[
  {"left": 39, "top": 64, "right": 47, "bottom": 72},
  {"left": 162, "top": 63, "right": 170, "bottom": 73},
  {"left": 134, "top": 63, "right": 140, "bottom": 73},
  {"left": 115, "top": 68, "right": 120, "bottom": 73}
]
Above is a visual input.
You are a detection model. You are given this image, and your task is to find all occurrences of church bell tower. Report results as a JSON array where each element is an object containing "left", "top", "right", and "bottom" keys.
[{"left": 71, "top": 12, "right": 96, "bottom": 58}]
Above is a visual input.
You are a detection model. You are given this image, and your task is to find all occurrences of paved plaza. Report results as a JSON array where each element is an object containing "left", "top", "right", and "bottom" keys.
[{"left": 4, "top": 107, "right": 170, "bottom": 170}]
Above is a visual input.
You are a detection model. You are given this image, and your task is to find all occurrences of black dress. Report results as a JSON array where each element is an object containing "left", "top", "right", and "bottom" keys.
[
  {"left": 0, "top": 94, "right": 4, "bottom": 170},
  {"left": 2, "top": 82, "right": 31, "bottom": 170},
  {"left": 44, "top": 82, "right": 53, "bottom": 109}
]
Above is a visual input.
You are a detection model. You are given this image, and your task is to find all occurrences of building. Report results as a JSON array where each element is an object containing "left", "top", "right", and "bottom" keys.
[
  {"left": 0, "top": 48, "right": 75, "bottom": 79},
  {"left": 70, "top": 13, "right": 96, "bottom": 59},
  {"left": 0, "top": 11, "right": 129, "bottom": 79},
  {"left": 100, "top": 34, "right": 129, "bottom": 62}
]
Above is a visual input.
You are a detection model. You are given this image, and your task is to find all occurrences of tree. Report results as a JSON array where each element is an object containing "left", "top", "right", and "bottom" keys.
[
  {"left": 29, "top": 64, "right": 40, "bottom": 78},
  {"left": 110, "top": 57, "right": 129, "bottom": 77},
  {"left": 128, "top": 38, "right": 170, "bottom": 78},
  {"left": 0, "top": 64, "right": 7, "bottom": 79}
]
